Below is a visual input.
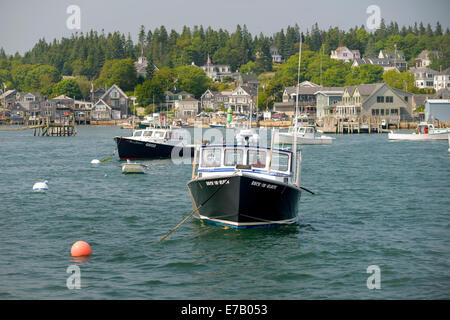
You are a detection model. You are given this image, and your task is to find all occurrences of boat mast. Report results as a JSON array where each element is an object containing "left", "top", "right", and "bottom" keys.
[{"left": 293, "top": 34, "right": 302, "bottom": 186}]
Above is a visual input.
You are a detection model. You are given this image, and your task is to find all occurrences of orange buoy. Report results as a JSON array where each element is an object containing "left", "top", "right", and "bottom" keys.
[{"left": 71, "top": 241, "right": 92, "bottom": 257}]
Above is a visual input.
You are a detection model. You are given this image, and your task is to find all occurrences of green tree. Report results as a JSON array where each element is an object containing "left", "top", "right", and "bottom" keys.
[
  {"left": 382, "top": 70, "right": 416, "bottom": 93},
  {"left": 95, "top": 58, "right": 137, "bottom": 91},
  {"left": 52, "top": 78, "right": 83, "bottom": 99},
  {"left": 175, "top": 65, "right": 211, "bottom": 98}
]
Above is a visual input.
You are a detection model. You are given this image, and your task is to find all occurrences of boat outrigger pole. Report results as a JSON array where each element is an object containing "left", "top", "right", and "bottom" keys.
[{"left": 293, "top": 34, "right": 302, "bottom": 187}]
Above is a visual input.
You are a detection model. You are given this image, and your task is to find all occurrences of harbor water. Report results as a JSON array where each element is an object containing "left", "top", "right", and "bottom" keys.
[{"left": 0, "top": 126, "right": 449, "bottom": 299}]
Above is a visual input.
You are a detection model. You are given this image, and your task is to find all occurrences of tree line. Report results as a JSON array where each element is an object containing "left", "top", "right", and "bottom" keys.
[{"left": 0, "top": 21, "right": 448, "bottom": 110}]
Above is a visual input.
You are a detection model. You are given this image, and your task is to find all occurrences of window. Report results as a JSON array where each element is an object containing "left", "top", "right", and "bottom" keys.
[
  {"left": 224, "top": 149, "right": 244, "bottom": 166},
  {"left": 386, "top": 96, "right": 393, "bottom": 103},
  {"left": 404, "top": 96, "right": 408, "bottom": 102},
  {"left": 377, "top": 96, "right": 384, "bottom": 103},
  {"left": 143, "top": 131, "right": 153, "bottom": 137},
  {"left": 133, "top": 131, "right": 143, "bottom": 137},
  {"left": 110, "top": 90, "right": 119, "bottom": 99},
  {"left": 381, "top": 109, "right": 385, "bottom": 115},
  {"left": 271, "top": 152, "right": 289, "bottom": 172},
  {"left": 426, "top": 81, "right": 433, "bottom": 87},
  {"left": 248, "top": 150, "right": 266, "bottom": 168},
  {"left": 202, "top": 148, "right": 222, "bottom": 167},
  {"left": 386, "top": 109, "right": 390, "bottom": 115}
]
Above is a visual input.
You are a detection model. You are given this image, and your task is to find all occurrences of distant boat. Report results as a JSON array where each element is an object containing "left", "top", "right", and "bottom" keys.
[
  {"left": 209, "top": 122, "right": 225, "bottom": 128},
  {"left": 114, "top": 126, "right": 195, "bottom": 160},
  {"left": 388, "top": 122, "right": 450, "bottom": 141},
  {"left": 278, "top": 125, "right": 334, "bottom": 145},
  {"left": 121, "top": 160, "right": 146, "bottom": 174}
]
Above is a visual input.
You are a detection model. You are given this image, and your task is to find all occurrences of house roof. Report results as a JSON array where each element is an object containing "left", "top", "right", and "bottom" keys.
[
  {"left": 101, "top": 84, "right": 128, "bottom": 100},
  {"left": 416, "top": 50, "right": 440, "bottom": 60},
  {"left": 93, "top": 98, "right": 112, "bottom": 110},
  {"left": 0, "top": 89, "right": 16, "bottom": 99}
]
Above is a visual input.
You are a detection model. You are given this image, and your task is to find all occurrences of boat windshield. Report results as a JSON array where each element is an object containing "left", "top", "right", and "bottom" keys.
[
  {"left": 133, "top": 130, "right": 143, "bottom": 137},
  {"left": 199, "top": 146, "right": 291, "bottom": 173},
  {"left": 202, "top": 148, "right": 222, "bottom": 167},
  {"left": 143, "top": 130, "right": 153, "bottom": 137},
  {"left": 297, "top": 127, "right": 306, "bottom": 134},
  {"left": 224, "top": 148, "right": 244, "bottom": 166},
  {"left": 271, "top": 152, "right": 290, "bottom": 171},
  {"left": 306, "top": 127, "right": 314, "bottom": 134},
  {"left": 248, "top": 150, "right": 267, "bottom": 168},
  {"left": 153, "top": 131, "right": 166, "bottom": 139}
]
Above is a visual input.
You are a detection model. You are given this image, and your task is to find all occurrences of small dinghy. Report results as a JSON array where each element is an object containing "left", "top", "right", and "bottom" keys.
[{"left": 121, "top": 159, "right": 147, "bottom": 174}]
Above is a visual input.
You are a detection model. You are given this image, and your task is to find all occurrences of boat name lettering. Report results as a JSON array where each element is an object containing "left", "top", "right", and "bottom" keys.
[
  {"left": 251, "top": 181, "right": 278, "bottom": 189},
  {"left": 145, "top": 143, "right": 157, "bottom": 148},
  {"left": 205, "top": 179, "right": 230, "bottom": 186}
]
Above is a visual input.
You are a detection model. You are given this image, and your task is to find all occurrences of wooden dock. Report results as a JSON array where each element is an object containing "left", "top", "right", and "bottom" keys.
[{"left": 0, "top": 116, "right": 77, "bottom": 136}]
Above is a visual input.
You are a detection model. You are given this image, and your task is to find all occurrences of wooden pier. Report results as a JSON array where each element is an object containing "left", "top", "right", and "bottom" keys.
[{"left": 0, "top": 116, "right": 77, "bottom": 136}]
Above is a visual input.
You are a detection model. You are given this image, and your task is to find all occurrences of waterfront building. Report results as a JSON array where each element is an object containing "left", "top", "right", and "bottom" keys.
[
  {"left": 334, "top": 83, "right": 413, "bottom": 121},
  {"left": 91, "top": 84, "right": 129, "bottom": 120},
  {"left": 273, "top": 81, "right": 322, "bottom": 117},
  {"left": 425, "top": 99, "right": 450, "bottom": 122},
  {"left": 174, "top": 97, "right": 200, "bottom": 119},
  {"left": 315, "top": 88, "right": 345, "bottom": 119}
]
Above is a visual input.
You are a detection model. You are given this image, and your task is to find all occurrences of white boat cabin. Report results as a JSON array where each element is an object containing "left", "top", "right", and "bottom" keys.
[
  {"left": 415, "top": 122, "right": 450, "bottom": 134},
  {"left": 131, "top": 127, "right": 188, "bottom": 144},
  {"left": 288, "top": 125, "right": 318, "bottom": 135},
  {"left": 197, "top": 145, "right": 294, "bottom": 184}
]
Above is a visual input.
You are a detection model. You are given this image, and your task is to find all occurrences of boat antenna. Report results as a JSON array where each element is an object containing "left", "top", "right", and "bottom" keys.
[{"left": 293, "top": 33, "right": 302, "bottom": 185}]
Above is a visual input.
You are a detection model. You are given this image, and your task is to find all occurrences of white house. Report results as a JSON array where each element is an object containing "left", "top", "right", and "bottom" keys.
[
  {"left": 200, "top": 55, "right": 233, "bottom": 81},
  {"left": 434, "top": 68, "right": 450, "bottom": 91},
  {"left": 330, "top": 47, "right": 361, "bottom": 62},
  {"left": 410, "top": 67, "right": 438, "bottom": 89},
  {"left": 270, "top": 46, "right": 284, "bottom": 63}
]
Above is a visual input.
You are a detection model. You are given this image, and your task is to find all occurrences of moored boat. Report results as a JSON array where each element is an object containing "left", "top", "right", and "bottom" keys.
[
  {"left": 278, "top": 125, "right": 334, "bottom": 145},
  {"left": 114, "top": 126, "right": 194, "bottom": 160},
  {"left": 187, "top": 143, "right": 303, "bottom": 228},
  {"left": 388, "top": 122, "right": 450, "bottom": 141}
]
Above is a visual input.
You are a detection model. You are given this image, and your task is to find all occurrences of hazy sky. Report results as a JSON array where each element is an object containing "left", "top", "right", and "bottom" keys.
[{"left": 1, "top": 0, "right": 449, "bottom": 54}]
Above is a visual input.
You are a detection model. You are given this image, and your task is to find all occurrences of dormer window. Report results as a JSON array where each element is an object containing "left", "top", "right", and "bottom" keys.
[{"left": 110, "top": 90, "right": 119, "bottom": 99}]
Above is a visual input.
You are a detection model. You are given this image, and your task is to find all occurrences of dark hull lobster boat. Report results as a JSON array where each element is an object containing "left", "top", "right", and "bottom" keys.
[
  {"left": 187, "top": 129, "right": 306, "bottom": 228},
  {"left": 114, "top": 127, "right": 194, "bottom": 160}
]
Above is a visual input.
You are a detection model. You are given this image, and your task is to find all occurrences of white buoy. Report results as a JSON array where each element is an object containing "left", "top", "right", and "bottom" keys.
[
  {"left": 91, "top": 159, "right": 100, "bottom": 164},
  {"left": 33, "top": 180, "right": 48, "bottom": 192}
]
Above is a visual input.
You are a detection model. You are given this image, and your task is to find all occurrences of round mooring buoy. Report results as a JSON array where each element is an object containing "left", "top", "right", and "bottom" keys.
[
  {"left": 33, "top": 180, "right": 48, "bottom": 192},
  {"left": 91, "top": 159, "right": 100, "bottom": 164},
  {"left": 71, "top": 241, "right": 92, "bottom": 257}
]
